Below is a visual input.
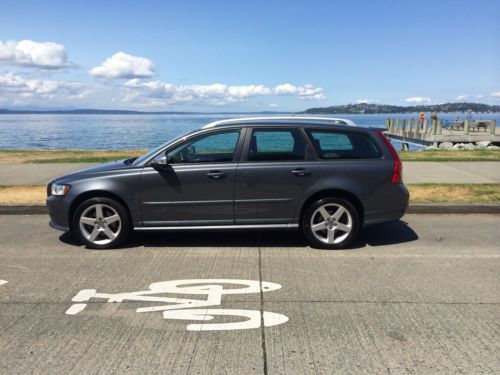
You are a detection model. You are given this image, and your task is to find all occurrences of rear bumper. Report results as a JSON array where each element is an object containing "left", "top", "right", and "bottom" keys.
[
  {"left": 363, "top": 184, "right": 409, "bottom": 226},
  {"left": 364, "top": 208, "right": 407, "bottom": 226}
]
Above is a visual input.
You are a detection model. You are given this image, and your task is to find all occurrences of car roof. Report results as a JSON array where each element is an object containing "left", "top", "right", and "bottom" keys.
[{"left": 202, "top": 116, "right": 357, "bottom": 129}]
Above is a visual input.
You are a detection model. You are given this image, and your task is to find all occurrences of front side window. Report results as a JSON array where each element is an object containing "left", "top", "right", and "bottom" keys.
[
  {"left": 306, "top": 129, "right": 381, "bottom": 159},
  {"left": 167, "top": 130, "right": 241, "bottom": 164},
  {"left": 247, "top": 128, "right": 307, "bottom": 161}
]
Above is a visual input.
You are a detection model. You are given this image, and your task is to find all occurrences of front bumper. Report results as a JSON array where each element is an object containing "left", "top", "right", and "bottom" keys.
[
  {"left": 49, "top": 219, "right": 69, "bottom": 232},
  {"left": 46, "top": 195, "right": 72, "bottom": 232}
]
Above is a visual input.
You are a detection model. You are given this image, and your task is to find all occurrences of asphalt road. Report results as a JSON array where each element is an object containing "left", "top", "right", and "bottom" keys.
[{"left": 0, "top": 214, "right": 499, "bottom": 374}]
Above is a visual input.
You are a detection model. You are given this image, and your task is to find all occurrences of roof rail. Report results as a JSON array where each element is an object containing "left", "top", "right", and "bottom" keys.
[{"left": 203, "top": 116, "right": 357, "bottom": 128}]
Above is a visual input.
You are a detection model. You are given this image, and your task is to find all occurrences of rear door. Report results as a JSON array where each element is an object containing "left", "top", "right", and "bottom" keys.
[{"left": 234, "top": 127, "right": 320, "bottom": 225}]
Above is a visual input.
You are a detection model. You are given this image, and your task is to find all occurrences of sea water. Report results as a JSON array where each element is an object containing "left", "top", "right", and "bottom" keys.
[{"left": 0, "top": 113, "right": 498, "bottom": 150}]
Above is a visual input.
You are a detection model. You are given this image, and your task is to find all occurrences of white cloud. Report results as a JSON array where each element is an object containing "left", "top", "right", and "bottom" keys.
[
  {"left": 491, "top": 91, "right": 500, "bottom": 98},
  {"left": 0, "top": 68, "right": 326, "bottom": 108},
  {"left": 274, "top": 83, "right": 325, "bottom": 100},
  {"left": 0, "top": 72, "right": 25, "bottom": 88},
  {"left": 356, "top": 98, "right": 380, "bottom": 104},
  {"left": 0, "top": 72, "right": 89, "bottom": 101},
  {"left": 0, "top": 40, "right": 69, "bottom": 69},
  {"left": 274, "top": 83, "right": 297, "bottom": 95},
  {"left": 228, "top": 85, "right": 272, "bottom": 98},
  {"left": 90, "top": 52, "right": 155, "bottom": 79},
  {"left": 455, "top": 95, "right": 471, "bottom": 101},
  {"left": 124, "top": 80, "right": 324, "bottom": 105},
  {"left": 124, "top": 78, "right": 173, "bottom": 93},
  {"left": 402, "top": 96, "right": 432, "bottom": 103},
  {"left": 269, "top": 103, "right": 279, "bottom": 107},
  {"left": 125, "top": 81, "right": 269, "bottom": 105}
]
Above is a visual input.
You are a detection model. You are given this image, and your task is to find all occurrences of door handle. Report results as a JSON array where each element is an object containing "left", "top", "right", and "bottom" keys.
[
  {"left": 291, "top": 168, "right": 311, "bottom": 176},
  {"left": 207, "top": 171, "right": 227, "bottom": 179}
]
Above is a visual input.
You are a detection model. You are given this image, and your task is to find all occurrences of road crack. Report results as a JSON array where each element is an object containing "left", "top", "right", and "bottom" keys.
[{"left": 258, "top": 240, "right": 268, "bottom": 375}]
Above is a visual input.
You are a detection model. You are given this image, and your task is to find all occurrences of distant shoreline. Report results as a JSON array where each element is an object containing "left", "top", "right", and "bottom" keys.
[
  {"left": 301, "top": 102, "right": 500, "bottom": 115},
  {"left": 0, "top": 109, "right": 291, "bottom": 115},
  {"left": 1, "top": 110, "right": 499, "bottom": 115},
  {"left": 1, "top": 102, "right": 500, "bottom": 115}
]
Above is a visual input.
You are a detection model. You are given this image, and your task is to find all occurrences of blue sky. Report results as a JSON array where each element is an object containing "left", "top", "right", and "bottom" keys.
[{"left": 0, "top": 0, "right": 499, "bottom": 111}]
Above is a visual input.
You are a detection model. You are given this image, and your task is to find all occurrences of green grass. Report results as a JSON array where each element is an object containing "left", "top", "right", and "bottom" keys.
[
  {"left": 32, "top": 156, "right": 132, "bottom": 163},
  {"left": 398, "top": 149, "right": 500, "bottom": 162},
  {"left": 1, "top": 148, "right": 500, "bottom": 163},
  {"left": 407, "top": 183, "right": 500, "bottom": 203},
  {"left": 0, "top": 150, "right": 146, "bottom": 164}
]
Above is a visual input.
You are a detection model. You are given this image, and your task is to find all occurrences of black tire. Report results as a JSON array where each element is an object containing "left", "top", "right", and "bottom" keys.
[
  {"left": 302, "top": 197, "right": 360, "bottom": 249},
  {"left": 72, "top": 197, "right": 131, "bottom": 249}
]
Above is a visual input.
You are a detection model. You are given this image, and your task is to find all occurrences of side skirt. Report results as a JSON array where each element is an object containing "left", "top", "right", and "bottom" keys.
[{"left": 134, "top": 224, "right": 299, "bottom": 231}]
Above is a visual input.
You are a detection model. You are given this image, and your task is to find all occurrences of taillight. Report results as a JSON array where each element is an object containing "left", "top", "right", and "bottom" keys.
[{"left": 376, "top": 130, "right": 402, "bottom": 184}]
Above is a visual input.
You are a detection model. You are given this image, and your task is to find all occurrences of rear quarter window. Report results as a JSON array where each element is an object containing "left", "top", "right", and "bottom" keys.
[{"left": 306, "top": 129, "right": 381, "bottom": 159}]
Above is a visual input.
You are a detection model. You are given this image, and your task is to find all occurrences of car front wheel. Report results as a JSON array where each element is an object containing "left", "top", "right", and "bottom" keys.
[
  {"left": 302, "top": 197, "right": 360, "bottom": 249},
  {"left": 72, "top": 197, "right": 130, "bottom": 249}
]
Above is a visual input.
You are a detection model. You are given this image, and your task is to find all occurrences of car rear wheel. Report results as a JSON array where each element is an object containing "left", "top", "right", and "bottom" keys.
[
  {"left": 73, "top": 197, "right": 131, "bottom": 249},
  {"left": 302, "top": 197, "right": 360, "bottom": 249}
]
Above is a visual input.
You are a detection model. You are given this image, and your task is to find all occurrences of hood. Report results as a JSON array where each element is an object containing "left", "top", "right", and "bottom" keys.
[{"left": 53, "top": 159, "right": 132, "bottom": 182}]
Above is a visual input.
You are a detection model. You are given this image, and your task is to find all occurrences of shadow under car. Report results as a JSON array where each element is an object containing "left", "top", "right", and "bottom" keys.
[{"left": 59, "top": 220, "right": 418, "bottom": 250}]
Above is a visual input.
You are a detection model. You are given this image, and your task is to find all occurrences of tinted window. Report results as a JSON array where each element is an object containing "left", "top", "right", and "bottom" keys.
[
  {"left": 306, "top": 130, "right": 380, "bottom": 159},
  {"left": 167, "top": 130, "right": 241, "bottom": 163},
  {"left": 248, "top": 128, "right": 307, "bottom": 161}
]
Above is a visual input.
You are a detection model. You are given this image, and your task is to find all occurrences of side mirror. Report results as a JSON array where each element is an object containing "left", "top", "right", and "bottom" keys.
[{"left": 150, "top": 154, "right": 169, "bottom": 170}]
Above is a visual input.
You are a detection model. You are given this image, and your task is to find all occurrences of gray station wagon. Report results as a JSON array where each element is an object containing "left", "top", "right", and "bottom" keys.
[{"left": 47, "top": 117, "right": 409, "bottom": 249}]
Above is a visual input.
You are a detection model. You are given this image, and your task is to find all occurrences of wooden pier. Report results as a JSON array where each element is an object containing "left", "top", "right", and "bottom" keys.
[{"left": 384, "top": 118, "right": 499, "bottom": 149}]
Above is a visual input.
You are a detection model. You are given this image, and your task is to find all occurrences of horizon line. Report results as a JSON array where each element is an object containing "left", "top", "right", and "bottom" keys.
[{"left": 1, "top": 101, "right": 499, "bottom": 115}]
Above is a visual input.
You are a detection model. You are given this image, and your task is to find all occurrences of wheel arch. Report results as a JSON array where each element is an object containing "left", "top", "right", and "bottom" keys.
[
  {"left": 69, "top": 190, "right": 132, "bottom": 231},
  {"left": 299, "top": 189, "right": 364, "bottom": 226}
]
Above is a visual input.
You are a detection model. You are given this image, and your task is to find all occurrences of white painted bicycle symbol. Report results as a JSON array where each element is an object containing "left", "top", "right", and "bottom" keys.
[{"left": 66, "top": 279, "right": 288, "bottom": 331}]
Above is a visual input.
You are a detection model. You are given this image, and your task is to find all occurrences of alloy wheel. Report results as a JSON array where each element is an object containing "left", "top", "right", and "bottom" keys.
[
  {"left": 309, "top": 203, "right": 352, "bottom": 244},
  {"left": 79, "top": 203, "right": 121, "bottom": 245}
]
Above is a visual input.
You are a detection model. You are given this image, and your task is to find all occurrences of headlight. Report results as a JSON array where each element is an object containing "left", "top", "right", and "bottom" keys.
[{"left": 51, "top": 183, "right": 71, "bottom": 196}]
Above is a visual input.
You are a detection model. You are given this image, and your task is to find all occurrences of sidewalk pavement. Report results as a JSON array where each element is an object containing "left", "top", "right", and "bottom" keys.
[
  {"left": 0, "top": 163, "right": 95, "bottom": 185},
  {"left": 0, "top": 161, "right": 499, "bottom": 186},
  {"left": 403, "top": 162, "right": 500, "bottom": 184}
]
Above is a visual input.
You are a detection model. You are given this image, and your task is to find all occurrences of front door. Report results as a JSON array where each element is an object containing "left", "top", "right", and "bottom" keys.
[
  {"left": 234, "top": 127, "right": 320, "bottom": 225},
  {"left": 140, "top": 129, "right": 243, "bottom": 226}
]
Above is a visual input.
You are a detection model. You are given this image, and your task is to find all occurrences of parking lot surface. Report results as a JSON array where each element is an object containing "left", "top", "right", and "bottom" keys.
[{"left": 0, "top": 214, "right": 499, "bottom": 374}]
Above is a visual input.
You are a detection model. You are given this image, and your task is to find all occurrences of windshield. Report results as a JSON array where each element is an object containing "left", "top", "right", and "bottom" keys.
[{"left": 131, "top": 129, "right": 199, "bottom": 166}]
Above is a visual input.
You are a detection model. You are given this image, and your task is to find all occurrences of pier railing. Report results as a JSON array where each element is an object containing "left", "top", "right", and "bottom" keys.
[{"left": 384, "top": 118, "right": 498, "bottom": 148}]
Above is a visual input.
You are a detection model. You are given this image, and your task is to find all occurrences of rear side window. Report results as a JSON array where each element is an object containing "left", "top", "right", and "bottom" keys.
[
  {"left": 248, "top": 128, "right": 307, "bottom": 161},
  {"left": 306, "top": 129, "right": 381, "bottom": 159}
]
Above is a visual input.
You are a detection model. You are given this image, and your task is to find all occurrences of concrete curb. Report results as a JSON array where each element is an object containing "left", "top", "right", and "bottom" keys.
[
  {"left": 406, "top": 203, "right": 500, "bottom": 214},
  {"left": 0, "top": 204, "right": 499, "bottom": 215},
  {"left": 0, "top": 205, "right": 49, "bottom": 215}
]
